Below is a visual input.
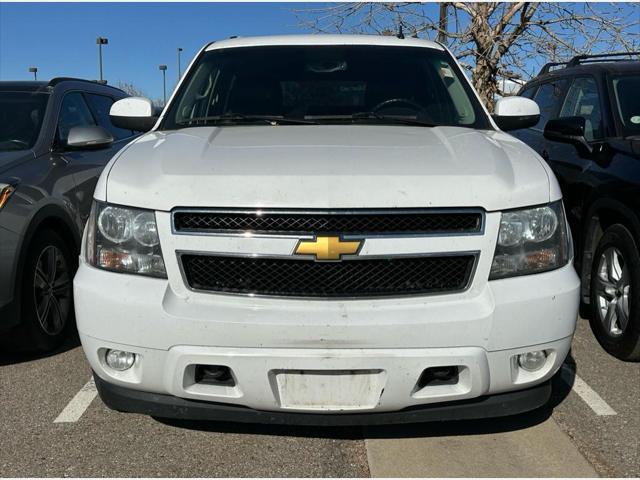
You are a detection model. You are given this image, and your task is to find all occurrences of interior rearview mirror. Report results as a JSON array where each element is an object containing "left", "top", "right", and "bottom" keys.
[
  {"left": 67, "top": 125, "right": 113, "bottom": 150},
  {"left": 492, "top": 96, "right": 540, "bottom": 131},
  {"left": 110, "top": 97, "right": 157, "bottom": 132},
  {"left": 544, "top": 116, "right": 593, "bottom": 155}
]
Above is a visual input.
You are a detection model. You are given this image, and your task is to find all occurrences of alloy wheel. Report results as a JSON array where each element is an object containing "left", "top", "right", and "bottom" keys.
[
  {"left": 32, "top": 245, "right": 71, "bottom": 336},
  {"left": 594, "top": 247, "right": 631, "bottom": 337}
]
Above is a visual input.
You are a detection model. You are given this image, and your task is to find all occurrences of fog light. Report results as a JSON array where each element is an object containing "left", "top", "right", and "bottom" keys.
[
  {"left": 105, "top": 349, "right": 136, "bottom": 371},
  {"left": 518, "top": 350, "right": 547, "bottom": 372}
]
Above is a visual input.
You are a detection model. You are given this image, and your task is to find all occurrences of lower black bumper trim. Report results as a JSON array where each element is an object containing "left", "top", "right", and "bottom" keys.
[{"left": 94, "top": 374, "right": 551, "bottom": 426}]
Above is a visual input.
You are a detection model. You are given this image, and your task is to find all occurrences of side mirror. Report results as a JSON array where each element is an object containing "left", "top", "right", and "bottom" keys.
[
  {"left": 544, "top": 116, "right": 593, "bottom": 155},
  {"left": 110, "top": 97, "right": 157, "bottom": 132},
  {"left": 67, "top": 125, "right": 113, "bottom": 150},
  {"left": 492, "top": 96, "right": 540, "bottom": 131}
]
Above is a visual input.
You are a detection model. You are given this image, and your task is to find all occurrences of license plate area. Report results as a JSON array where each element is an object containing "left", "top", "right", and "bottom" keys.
[{"left": 273, "top": 369, "right": 386, "bottom": 411}]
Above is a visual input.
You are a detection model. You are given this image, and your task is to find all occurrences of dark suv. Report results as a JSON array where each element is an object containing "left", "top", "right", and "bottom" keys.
[
  {"left": 513, "top": 53, "right": 640, "bottom": 361},
  {"left": 0, "top": 78, "right": 137, "bottom": 351}
]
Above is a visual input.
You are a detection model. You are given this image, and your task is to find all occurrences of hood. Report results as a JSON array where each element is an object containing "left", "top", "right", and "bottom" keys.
[
  {"left": 105, "top": 125, "right": 552, "bottom": 212},
  {"left": 0, "top": 150, "right": 34, "bottom": 174}
]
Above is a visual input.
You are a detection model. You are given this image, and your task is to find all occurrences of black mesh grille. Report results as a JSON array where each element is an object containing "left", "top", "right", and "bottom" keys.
[
  {"left": 181, "top": 254, "right": 476, "bottom": 298},
  {"left": 173, "top": 210, "right": 482, "bottom": 235}
]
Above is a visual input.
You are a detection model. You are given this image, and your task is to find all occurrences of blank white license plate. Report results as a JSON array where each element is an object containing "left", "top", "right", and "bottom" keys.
[{"left": 275, "top": 370, "right": 385, "bottom": 411}]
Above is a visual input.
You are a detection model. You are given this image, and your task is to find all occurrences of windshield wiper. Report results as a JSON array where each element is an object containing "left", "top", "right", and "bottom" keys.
[
  {"left": 349, "top": 112, "right": 436, "bottom": 127},
  {"left": 176, "top": 113, "right": 318, "bottom": 126}
]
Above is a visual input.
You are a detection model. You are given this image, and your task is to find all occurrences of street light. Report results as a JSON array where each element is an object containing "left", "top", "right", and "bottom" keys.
[
  {"left": 96, "top": 36, "right": 109, "bottom": 83},
  {"left": 28, "top": 66, "right": 38, "bottom": 81},
  {"left": 159, "top": 64, "right": 167, "bottom": 106},
  {"left": 177, "top": 48, "right": 183, "bottom": 81}
]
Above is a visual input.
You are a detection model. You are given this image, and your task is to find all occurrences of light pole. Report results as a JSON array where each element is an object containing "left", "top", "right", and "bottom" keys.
[
  {"left": 438, "top": 2, "right": 448, "bottom": 44},
  {"left": 28, "top": 66, "right": 38, "bottom": 81},
  {"left": 177, "top": 48, "right": 183, "bottom": 81},
  {"left": 96, "top": 36, "right": 109, "bottom": 83},
  {"left": 159, "top": 64, "right": 167, "bottom": 106}
]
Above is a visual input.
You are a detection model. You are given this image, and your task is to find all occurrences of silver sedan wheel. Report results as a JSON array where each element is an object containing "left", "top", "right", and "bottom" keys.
[
  {"left": 594, "top": 247, "right": 631, "bottom": 337},
  {"left": 33, "top": 245, "right": 71, "bottom": 336}
]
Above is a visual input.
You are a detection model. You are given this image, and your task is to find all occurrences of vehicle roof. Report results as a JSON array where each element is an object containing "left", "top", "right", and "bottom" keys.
[
  {"left": 532, "top": 60, "right": 640, "bottom": 84},
  {"left": 0, "top": 78, "right": 125, "bottom": 95},
  {"left": 0, "top": 81, "right": 50, "bottom": 92},
  {"left": 206, "top": 34, "right": 444, "bottom": 52}
]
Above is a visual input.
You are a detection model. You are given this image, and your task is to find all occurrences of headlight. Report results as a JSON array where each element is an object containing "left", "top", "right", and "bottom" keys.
[
  {"left": 0, "top": 183, "right": 16, "bottom": 210},
  {"left": 86, "top": 201, "right": 166, "bottom": 278},
  {"left": 490, "top": 201, "right": 571, "bottom": 279}
]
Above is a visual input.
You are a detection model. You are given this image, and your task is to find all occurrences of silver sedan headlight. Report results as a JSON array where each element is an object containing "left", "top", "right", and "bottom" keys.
[
  {"left": 85, "top": 201, "right": 166, "bottom": 278},
  {"left": 490, "top": 201, "right": 571, "bottom": 279}
]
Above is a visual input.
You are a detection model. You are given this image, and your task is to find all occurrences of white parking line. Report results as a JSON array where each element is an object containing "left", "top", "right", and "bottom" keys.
[
  {"left": 561, "top": 364, "right": 617, "bottom": 416},
  {"left": 54, "top": 377, "right": 98, "bottom": 423}
]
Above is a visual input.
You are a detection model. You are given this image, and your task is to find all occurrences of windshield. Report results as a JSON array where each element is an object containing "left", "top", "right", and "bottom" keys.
[
  {"left": 162, "top": 45, "right": 489, "bottom": 130},
  {"left": 0, "top": 91, "right": 50, "bottom": 151},
  {"left": 611, "top": 74, "right": 640, "bottom": 137}
]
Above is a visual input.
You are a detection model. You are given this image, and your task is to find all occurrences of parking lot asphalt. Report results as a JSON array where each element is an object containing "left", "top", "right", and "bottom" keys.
[{"left": 1, "top": 317, "right": 638, "bottom": 477}]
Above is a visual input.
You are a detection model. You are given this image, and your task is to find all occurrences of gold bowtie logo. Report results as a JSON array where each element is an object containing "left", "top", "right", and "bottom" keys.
[{"left": 295, "top": 236, "right": 362, "bottom": 261}]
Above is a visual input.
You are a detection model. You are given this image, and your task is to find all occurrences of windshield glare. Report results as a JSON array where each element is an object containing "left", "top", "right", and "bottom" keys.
[
  {"left": 163, "top": 45, "right": 489, "bottom": 129},
  {"left": 612, "top": 74, "right": 640, "bottom": 137},
  {"left": 0, "top": 91, "right": 49, "bottom": 151}
]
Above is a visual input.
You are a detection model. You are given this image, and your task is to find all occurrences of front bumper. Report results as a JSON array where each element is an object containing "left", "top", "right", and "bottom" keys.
[
  {"left": 76, "top": 258, "right": 579, "bottom": 418},
  {"left": 95, "top": 373, "right": 552, "bottom": 426}
]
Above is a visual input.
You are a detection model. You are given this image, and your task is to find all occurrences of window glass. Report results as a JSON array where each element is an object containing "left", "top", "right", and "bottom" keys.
[
  {"left": 519, "top": 86, "right": 537, "bottom": 99},
  {"left": 85, "top": 93, "right": 135, "bottom": 140},
  {"left": 611, "top": 74, "right": 640, "bottom": 137},
  {"left": 164, "top": 46, "right": 490, "bottom": 130},
  {"left": 0, "top": 91, "right": 49, "bottom": 151},
  {"left": 532, "top": 80, "right": 568, "bottom": 130},
  {"left": 559, "top": 77, "right": 603, "bottom": 141},
  {"left": 57, "top": 92, "right": 96, "bottom": 144}
]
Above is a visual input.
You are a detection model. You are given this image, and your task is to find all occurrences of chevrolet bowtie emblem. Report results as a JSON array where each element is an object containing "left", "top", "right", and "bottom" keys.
[{"left": 295, "top": 236, "right": 362, "bottom": 261}]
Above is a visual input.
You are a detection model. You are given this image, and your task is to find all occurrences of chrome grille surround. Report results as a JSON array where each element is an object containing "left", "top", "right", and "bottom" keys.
[
  {"left": 172, "top": 208, "right": 485, "bottom": 238},
  {"left": 172, "top": 208, "right": 484, "bottom": 300}
]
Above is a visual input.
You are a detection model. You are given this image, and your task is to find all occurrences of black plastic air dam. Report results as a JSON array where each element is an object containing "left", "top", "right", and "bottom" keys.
[{"left": 94, "top": 373, "right": 551, "bottom": 426}]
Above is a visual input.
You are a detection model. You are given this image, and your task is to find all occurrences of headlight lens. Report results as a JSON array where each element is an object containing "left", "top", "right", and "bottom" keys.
[
  {"left": 86, "top": 201, "right": 166, "bottom": 277},
  {"left": 490, "top": 201, "right": 571, "bottom": 279}
]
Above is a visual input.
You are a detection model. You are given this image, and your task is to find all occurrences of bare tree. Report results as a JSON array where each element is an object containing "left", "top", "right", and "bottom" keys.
[
  {"left": 116, "top": 81, "right": 148, "bottom": 98},
  {"left": 116, "top": 82, "right": 166, "bottom": 109},
  {"left": 296, "top": 2, "right": 639, "bottom": 110}
]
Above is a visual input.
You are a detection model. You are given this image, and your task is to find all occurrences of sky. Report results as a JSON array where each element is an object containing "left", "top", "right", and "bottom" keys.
[
  {"left": 0, "top": 2, "right": 311, "bottom": 99},
  {"left": 0, "top": 2, "right": 637, "bottom": 100}
]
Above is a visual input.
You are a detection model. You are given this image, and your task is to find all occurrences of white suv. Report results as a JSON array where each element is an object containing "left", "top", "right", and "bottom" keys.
[{"left": 75, "top": 35, "right": 580, "bottom": 425}]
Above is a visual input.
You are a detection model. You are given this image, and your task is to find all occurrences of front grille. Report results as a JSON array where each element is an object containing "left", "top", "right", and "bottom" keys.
[
  {"left": 181, "top": 254, "right": 476, "bottom": 298},
  {"left": 173, "top": 209, "right": 483, "bottom": 236}
]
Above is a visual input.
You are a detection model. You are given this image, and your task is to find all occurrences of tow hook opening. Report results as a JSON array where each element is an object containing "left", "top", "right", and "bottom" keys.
[
  {"left": 194, "top": 365, "right": 236, "bottom": 387},
  {"left": 417, "top": 366, "right": 460, "bottom": 389}
]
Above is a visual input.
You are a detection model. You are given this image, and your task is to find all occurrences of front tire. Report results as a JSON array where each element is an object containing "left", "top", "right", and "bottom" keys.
[
  {"left": 589, "top": 224, "right": 639, "bottom": 361},
  {"left": 16, "top": 229, "right": 76, "bottom": 352}
]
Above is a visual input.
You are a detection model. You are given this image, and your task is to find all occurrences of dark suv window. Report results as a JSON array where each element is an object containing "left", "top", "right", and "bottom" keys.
[
  {"left": 559, "top": 77, "right": 603, "bottom": 141},
  {"left": 85, "top": 93, "right": 135, "bottom": 140},
  {"left": 611, "top": 74, "right": 640, "bottom": 138},
  {"left": 532, "top": 79, "right": 569, "bottom": 130},
  {"left": 0, "top": 91, "right": 50, "bottom": 151},
  {"left": 57, "top": 92, "right": 97, "bottom": 145},
  {"left": 519, "top": 85, "right": 537, "bottom": 99}
]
